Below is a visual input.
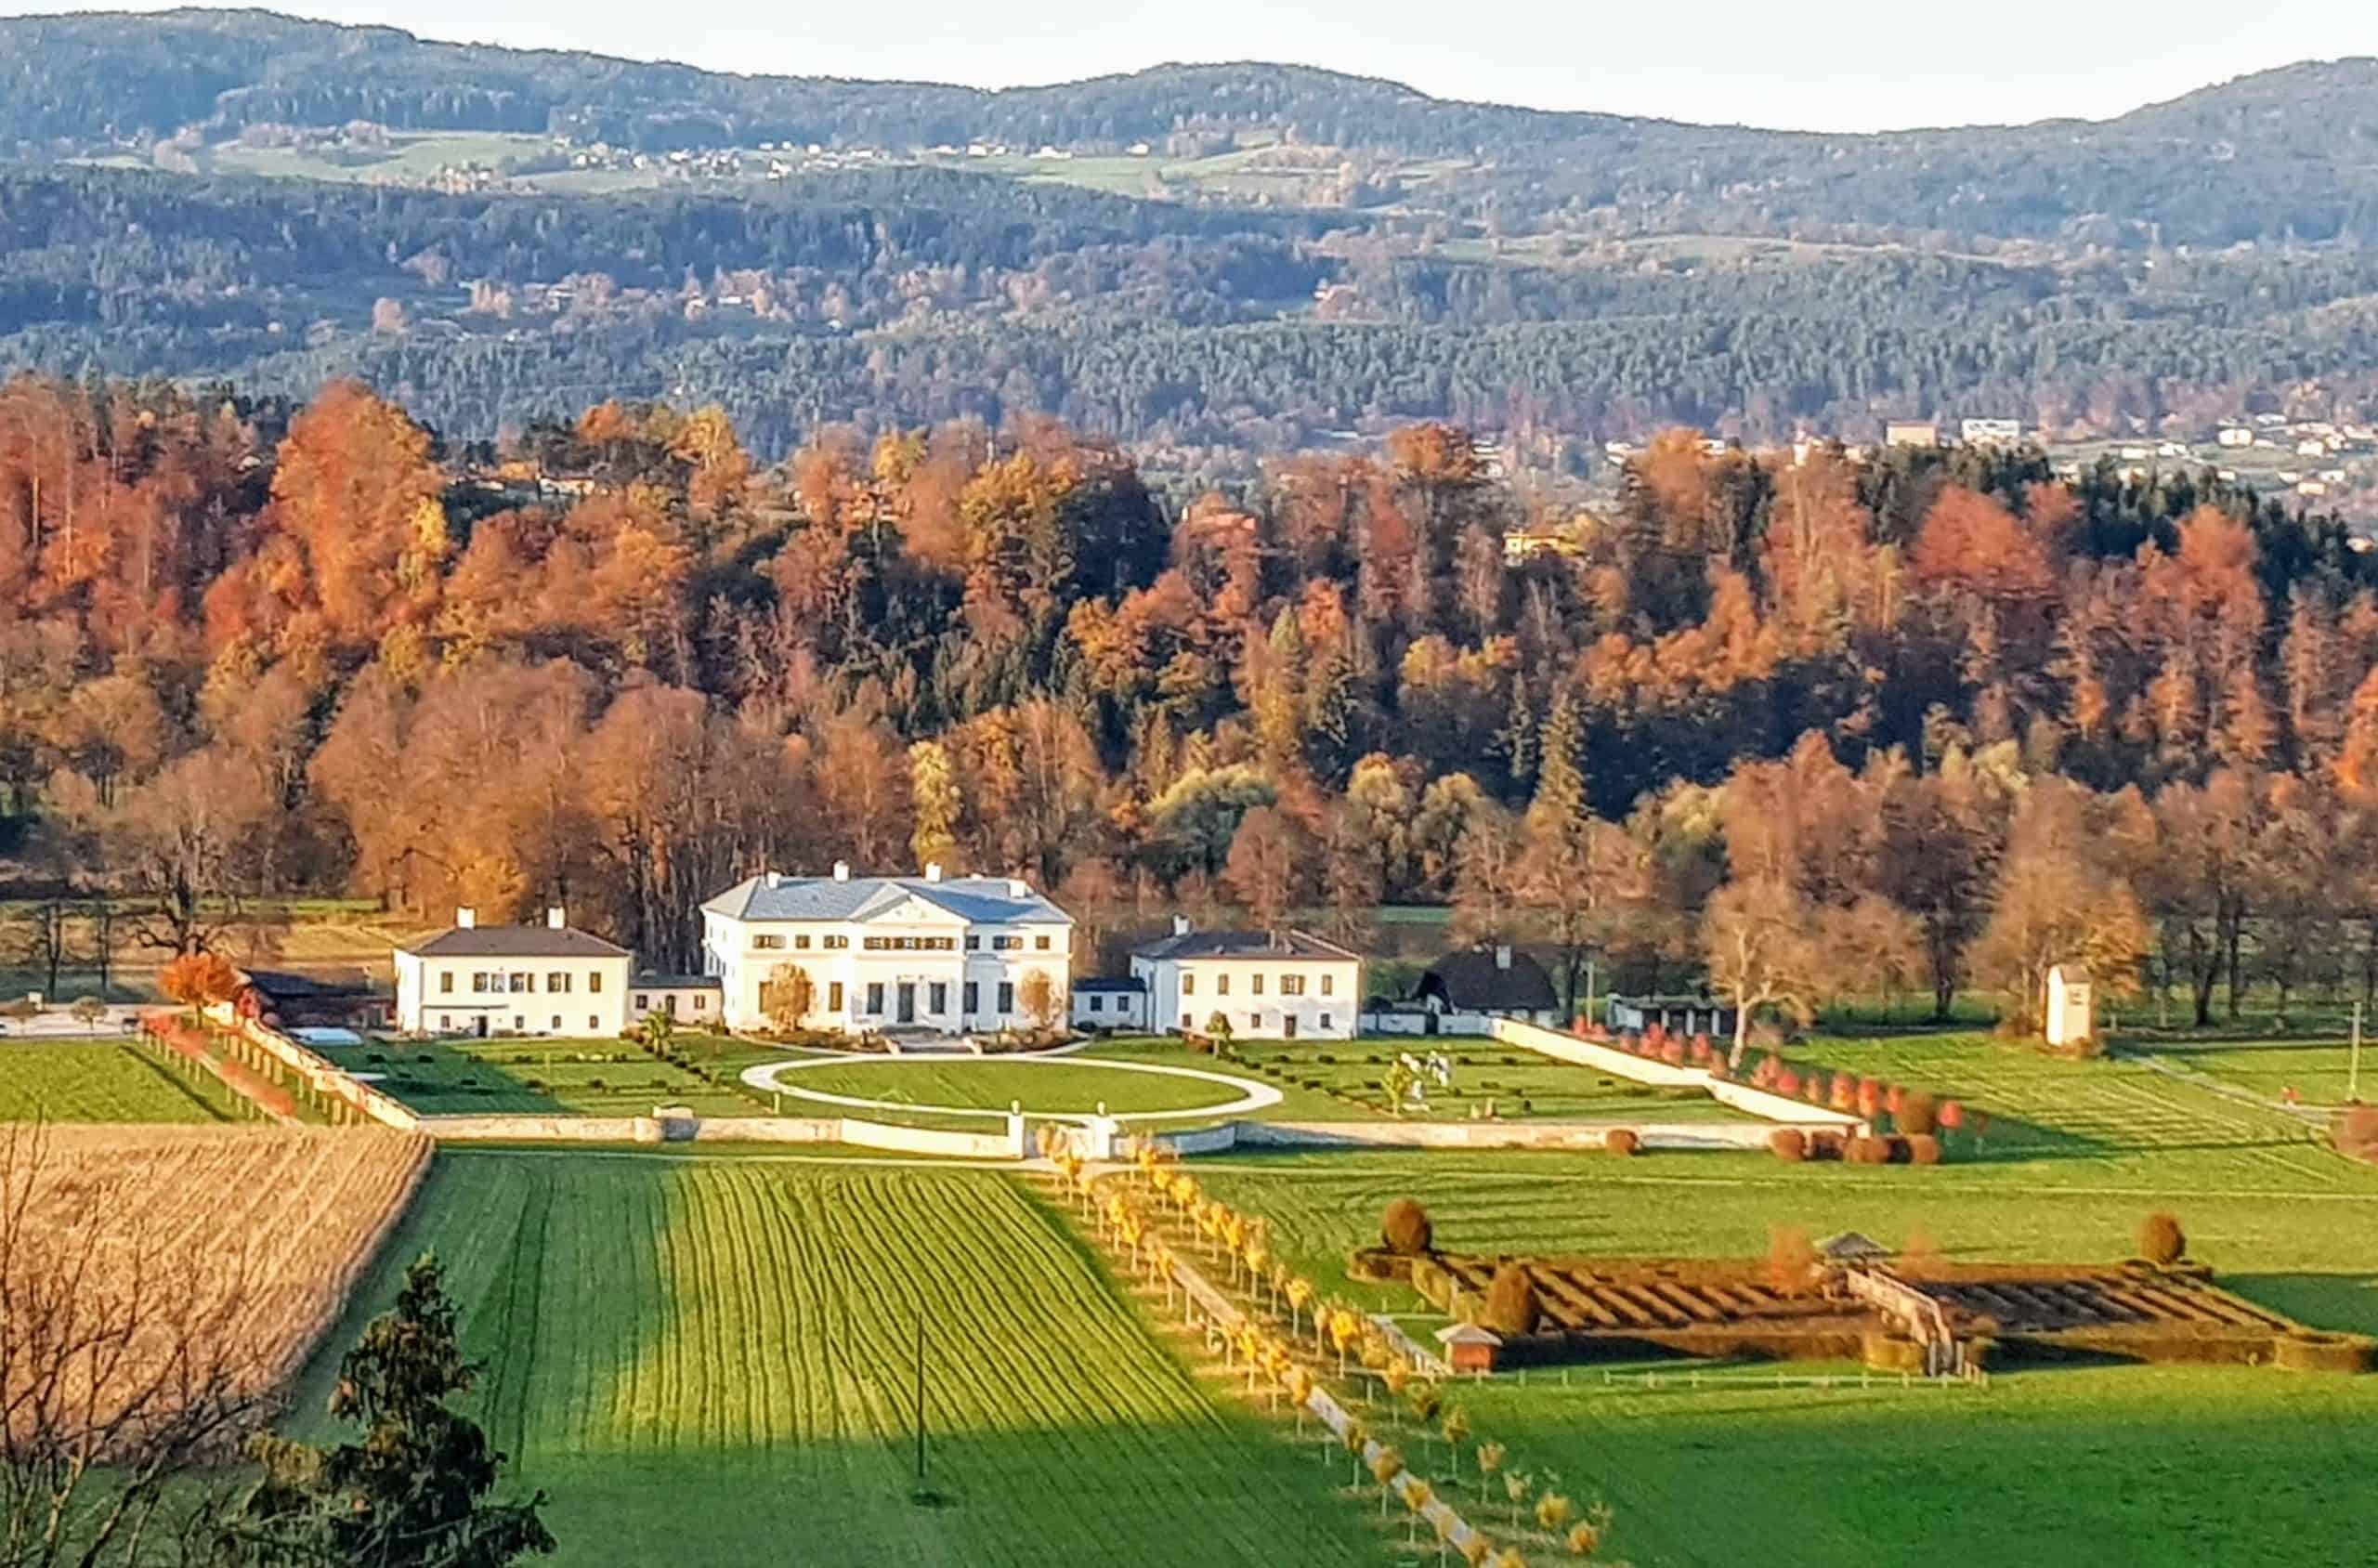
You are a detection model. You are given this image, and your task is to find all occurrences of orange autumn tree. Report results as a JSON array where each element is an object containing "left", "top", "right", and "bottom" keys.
[
  {"left": 159, "top": 950, "right": 242, "bottom": 1019},
  {"left": 203, "top": 382, "right": 449, "bottom": 657}
]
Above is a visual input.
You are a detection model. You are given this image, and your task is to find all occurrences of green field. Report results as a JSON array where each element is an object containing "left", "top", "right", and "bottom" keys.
[
  {"left": 771, "top": 1054, "right": 1253, "bottom": 1120},
  {"left": 2139, "top": 1040, "right": 2372, "bottom": 1110},
  {"left": 291, "top": 1154, "right": 1369, "bottom": 1566},
  {"left": 1186, "top": 1031, "right": 2378, "bottom": 1568},
  {"left": 1219, "top": 1037, "right": 1749, "bottom": 1122},
  {"left": 0, "top": 1039, "right": 233, "bottom": 1122},
  {"left": 366, "top": 1039, "right": 756, "bottom": 1117}
]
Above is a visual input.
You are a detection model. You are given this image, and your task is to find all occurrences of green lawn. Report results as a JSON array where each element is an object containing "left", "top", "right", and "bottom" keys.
[
  {"left": 1183, "top": 1031, "right": 2378, "bottom": 1568},
  {"left": 772, "top": 1054, "right": 1252, "bottom": 1118},
  {"left": 287, "top": 1154, "right": 1371, "bottom": 1566},
  {"left": 366, "top": 1039, "right": 755, "bottom": 1118},
  {"left": 2137, "top": 1039, "right": 2373, "bottom": 1109},
  {"left": 1216, "top": 1036, "right": 1750, "bottom": 1123},
  {"left": 0, "top": 1039, "right": 233, "bottom": 1122}
]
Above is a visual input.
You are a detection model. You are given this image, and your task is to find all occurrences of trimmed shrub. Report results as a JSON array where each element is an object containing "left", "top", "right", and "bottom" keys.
[
  {"left": 1482, "top": 1262, "right": 1537, "bottom": 1335},
  {"left": 1604, "top": 1128, "right": 1640, "bottom": 1157},
  {"left": 1810, "top": 1130, "right": 1847, "bottom": 1161},
  {"left": 2335, "top": 1104, "right": 2378, "bottom": 1162},
  {"left": 1846, "top": 1136, "right": 1889, "bottom": 1165},
  {"left": 1829, "top": 1075, "right": 1858, "bottom": 1114},
  {"left": 1381, "top": 1197, "right": 1434, "bottom": 1255},
  {"left": 1899, "top": 1091, "right": 1940, "bottom": 1137},
  {"left": 2140, "top": 1211, "right": 2187, "bottom": 1266},
  {"left": 1907, "top": 1133, "right": 1943, "bottom": 1166},
  {"left": 1938, "top": 1099, "right": 1966, "bottom": 1131},
  {"left": 1765, "top": 1225, "right": 1818, "bottom": 1294},
  {"left": 1767, "top": 1128, "right": 1808, "bottom": 1163}
]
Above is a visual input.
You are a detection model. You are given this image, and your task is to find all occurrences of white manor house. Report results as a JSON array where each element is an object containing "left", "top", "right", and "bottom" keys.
[{"left": 701, "top": 863, "right": 1073, "bottom": 1036}]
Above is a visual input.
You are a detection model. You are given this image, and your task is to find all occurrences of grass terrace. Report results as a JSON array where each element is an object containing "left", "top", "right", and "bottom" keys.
[
  {"left": 1215, "top": 1036, "right": 1749, "bottom": 1123},
  {"left": 2129, "top": 1039, "right": 2372, "bottom": 1110},
  {"left": 365, "top": 1038, "right": 757, "bottom": 1118},
  {"left": 0, "top": 1038, "right": 235, "bottom": 1122}
]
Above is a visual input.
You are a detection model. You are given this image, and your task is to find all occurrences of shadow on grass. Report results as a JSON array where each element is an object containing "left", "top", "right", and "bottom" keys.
[{"left": 2219, "top": 1272, "right": 2378, "bottom": 1337}]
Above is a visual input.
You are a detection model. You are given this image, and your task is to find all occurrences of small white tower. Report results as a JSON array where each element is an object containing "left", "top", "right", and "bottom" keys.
[{"left": 2045, "top": 962, "right": 2095, "bottom": 1049}]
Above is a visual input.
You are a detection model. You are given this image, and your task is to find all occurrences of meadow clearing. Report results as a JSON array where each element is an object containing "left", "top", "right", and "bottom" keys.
[
  {"left": 291, "top": 1153, "right": 1372, "bottom": 1567},
  {"left": 1189, "top": 1031, "right": 2378, "bottom": 1568},
  {"left": 0, "top": 1038, "right": 235, "bottom": 1122}
]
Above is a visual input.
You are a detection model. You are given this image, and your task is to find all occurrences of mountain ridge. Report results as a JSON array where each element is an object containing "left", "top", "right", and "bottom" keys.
[{"left": 2, "top": 7, "right": 2371, "bottom": 151}]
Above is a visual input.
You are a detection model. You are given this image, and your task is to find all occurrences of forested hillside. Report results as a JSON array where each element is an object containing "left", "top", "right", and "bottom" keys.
[
  {"left": 7, "top": 375, "right": 2378, "bottom": 1027},
  {"left": 4, "top": 12, "right": 2378, "bottom": 464},
  {"left": 7, "top": 11, "right": 2378, "bottom": 244}
]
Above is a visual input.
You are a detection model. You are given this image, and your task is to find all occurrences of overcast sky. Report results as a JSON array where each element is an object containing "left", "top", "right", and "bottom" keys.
[{"left": 18, "top": 0, "right": 2378, "bottom": 131}]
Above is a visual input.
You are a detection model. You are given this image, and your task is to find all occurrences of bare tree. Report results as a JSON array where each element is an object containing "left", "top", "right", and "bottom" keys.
[{"left": 66, "top": 751, "right": 268, "bottom": 955}]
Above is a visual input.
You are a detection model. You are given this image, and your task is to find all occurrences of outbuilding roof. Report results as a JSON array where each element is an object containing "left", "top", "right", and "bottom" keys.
[
  {"left": 703, "top": 872, "right": 1070, "bottom": 927},
  {"left": 404, "top": 926, "right": 630, "bottom": 960},
  {"left": 1433, "top": 1324, "right": 1505, "bottom": 1346},
  {"left": 1815, "top": 1231, "right": 1894, "bottom": 1261},
  {"left": 1131, "top": 928, "right": 1359, "bottom": 961},
  {"left": 1418, "top": 947, "right": 1561, "bottom": 1013}
]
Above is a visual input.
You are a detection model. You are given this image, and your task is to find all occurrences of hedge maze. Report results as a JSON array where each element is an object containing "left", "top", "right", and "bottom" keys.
[{"left": 1384, "top": 1248, "right": 2374, "bottom": 1373}]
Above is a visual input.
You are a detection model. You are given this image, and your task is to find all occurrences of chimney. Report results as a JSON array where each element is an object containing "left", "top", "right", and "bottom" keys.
[
  {"left": 925, "top": 863, "right": 944, "bottom": 882},
  {"left": 548, "top": 907, "right": 568, "bottom": 930},
  {"left": 764, "top": 869, "right": 782, "bottom": 890},
  {"left": 1495, "top": 945, "right": 1512, "bottom": 971},
  {"left": 1008, "top": 878, "right": 1028, "bottom": 896},
  {"left": 456, "top": 908, "right": 477, "bottom": 930},
  {"left": 1171, "top": 914, "right": 1192, "bottom": 937},
  {"left": 832, "top": 861, "right": 851, "bottom": 882}
]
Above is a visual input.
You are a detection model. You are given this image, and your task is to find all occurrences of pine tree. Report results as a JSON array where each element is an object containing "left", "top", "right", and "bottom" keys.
[
  {"left": 229, "top": 1256, "right": 554, "bottom": 1568},
  {"left": 1525, "top": 686, "right": 1586, "bottom": 837},
  {"left": 907, "top": 738, "right": 962, "bottom": 870},
  {"left": 1497, "top": 674, "right": 1537, "bottom": 797}
]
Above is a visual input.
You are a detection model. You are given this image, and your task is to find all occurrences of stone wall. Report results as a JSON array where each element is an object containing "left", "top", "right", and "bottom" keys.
[
  {"left": 1490, "top": 1016, "right": 1864, "bottom": 1130},
  {"left": 214, "top": 1008, "right": 424, "bottom": 1131}
]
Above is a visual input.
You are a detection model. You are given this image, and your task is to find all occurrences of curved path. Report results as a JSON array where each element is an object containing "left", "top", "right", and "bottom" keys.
[{"left": 738, "top": 1050, "right": 1281, "bottom": 1125}]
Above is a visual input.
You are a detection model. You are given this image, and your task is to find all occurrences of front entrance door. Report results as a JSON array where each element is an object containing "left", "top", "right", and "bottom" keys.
[
  {"left": 897, "top": 983, "right": 917, "bottom": 1025},
  {"left": 1284, "top": 1014, "right": 1299, "bottom": 1039},
  {"left": 475, "top": 1013, "right": 489, "bottom": 1039}
]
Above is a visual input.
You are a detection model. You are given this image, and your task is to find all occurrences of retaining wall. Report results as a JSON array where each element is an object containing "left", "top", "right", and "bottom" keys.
[
  {"left": 414, "top": 1110, "right": 1025, "bottom": 1158},
  {"left": 1231, "top": 1118, "right": 1807, "bottom": 1152},
  {"left": 208, "top": 1006, "right": 424, "bottom": 1131},
  {"left": 1490, "top": 1016, "right": 1864, "bottom": 1130}
]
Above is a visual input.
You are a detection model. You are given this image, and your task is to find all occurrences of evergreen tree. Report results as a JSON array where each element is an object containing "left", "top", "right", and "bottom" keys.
[
  {"left": 1497, "top": 674, "right": 1538, "bottom": 798},
  {"left": 227, "top": 1256, "right": 555, "bottom": 1568},
  {"left": 1525, "top": 686, "right": 1587, "bottom": 839}
]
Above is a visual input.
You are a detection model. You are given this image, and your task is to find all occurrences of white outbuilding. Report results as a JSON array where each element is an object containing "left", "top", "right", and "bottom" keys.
[
  {"left": 2045, "top": 962, "right": 2095, "bottom": 1049},
  {"left": 1130, "top": 920, "right": 1361, "bottom": 1040},
  {"left": 394, "top": 908, "right": 634, "bottom": 1038}
]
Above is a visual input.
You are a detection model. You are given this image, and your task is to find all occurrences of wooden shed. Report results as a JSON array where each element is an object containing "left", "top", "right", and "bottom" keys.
[{"left": 1434, "top": 1323, "right": 1505, "bottom": 1374}]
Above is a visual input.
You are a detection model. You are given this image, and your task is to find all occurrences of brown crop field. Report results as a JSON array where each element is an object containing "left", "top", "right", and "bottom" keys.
[{"left": 1, "top": 1124, "right": 431, "bottom": 1445}]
